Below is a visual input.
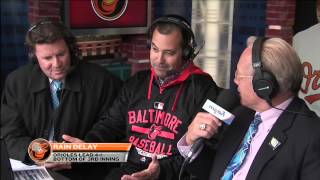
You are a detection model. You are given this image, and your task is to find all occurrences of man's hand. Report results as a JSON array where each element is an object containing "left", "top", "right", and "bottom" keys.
[
  {"left": 44, "top": 162, "right": 72, "bottom": 171},
  {"left": 121, "top": 155, "right": 160, "bottom": 180},
  {"left": 186, "top": 112, "right": 222, "bottom": 145},
  {"left": 38, "top": 136, "right": 83, "bottom": 171},
  {"left": 62, "top": 134, "right": 85, "bottom": 143}
]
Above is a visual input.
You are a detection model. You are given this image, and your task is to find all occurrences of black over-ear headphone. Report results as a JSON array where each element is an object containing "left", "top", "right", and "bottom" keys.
[
  {"left": 252, "top": 37, "right": 278, "bottom": 104},
  {"left": 251, "top": 38, "right": 313, "bottom": 116},
  {"left": 147, "top": 15, "right": 197, "bottom": 60},
  {"left": 26, "top": 20, "right": 54, "bottom": 63},
  {"left": 26, "top": 19, "right": 80, "bottom": 66}
]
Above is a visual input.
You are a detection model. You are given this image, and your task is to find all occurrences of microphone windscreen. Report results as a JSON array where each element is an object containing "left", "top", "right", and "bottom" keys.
[
  {"left": 188, "top": 90, "right": 240, "bottom": 161},
  {"left": 215, "top": 89, "right": 240, "bottom": 111}
]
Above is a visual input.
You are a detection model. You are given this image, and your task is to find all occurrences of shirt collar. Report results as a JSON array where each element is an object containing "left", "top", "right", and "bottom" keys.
[
  {"left": 49, "top": 78, "right": 65, "bottom": 85},
  {"left": 156, "top": 61, "right": 191, "bottom": 87},
  {"left": 256, "top": 97, "right": 294, "bottom": 130},
  {"left": 29, "top": 63, "right": 80, "bottom": 93}
]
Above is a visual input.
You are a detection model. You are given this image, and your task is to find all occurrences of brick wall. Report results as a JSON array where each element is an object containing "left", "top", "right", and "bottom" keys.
[
  {"left": 121, "top": 1, "right": 157, "bottom": 75},
  {"left": 28, "top": 0, "right": 62, "bottom": 24},
  {"left": 230, "top": 0, "right": 301, "bottom": 88},
  {"left": 121, "top": 35, "right": 150, "bottom": 75},
  {"left": 265, "top": 0, "right": 296, "bottom": 43}
]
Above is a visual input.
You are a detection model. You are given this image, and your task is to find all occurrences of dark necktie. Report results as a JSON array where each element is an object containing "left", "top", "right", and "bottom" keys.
[
  {"left": 51, "top": 80, "right": 62, "bottom": 109},
  {"left": 221, "top": 114, "right": 262, "bottom": 180},
  {"left": 49, "top": 80, "right": 62, "bottom": 141}
]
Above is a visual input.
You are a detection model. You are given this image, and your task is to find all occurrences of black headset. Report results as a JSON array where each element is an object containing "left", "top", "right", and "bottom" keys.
[
  {"left": 26, "top": 19, "right": 80, "bottom": 66},
  {"left": 251, "top": 38, "right": 314, "bottom": 117},
  {"left": 252, "top": 37, "right": 279, "bottom": 104},
  {"left": 147, "top": 15, "right": 197, "bottom": 60}
]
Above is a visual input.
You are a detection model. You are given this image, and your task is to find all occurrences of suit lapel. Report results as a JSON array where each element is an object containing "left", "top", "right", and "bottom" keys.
[
  {"left": 210, "top": 107, "right": 255, "bottom": 179},
  {"left": 246, "top": 98, "right": 302, "bottom": 180},
  {"left": 29, "top": 64, "right": 49, "bottom": 93}
]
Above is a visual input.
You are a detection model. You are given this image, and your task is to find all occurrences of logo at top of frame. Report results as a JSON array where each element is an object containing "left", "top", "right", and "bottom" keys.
[{"left": 91, "top": 0, "right": 128, "bottom": 21}]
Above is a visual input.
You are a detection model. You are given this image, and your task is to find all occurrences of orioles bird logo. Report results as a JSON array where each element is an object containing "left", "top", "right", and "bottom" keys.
[
  {"left": 91, "top": 0, "right": 128, "bottom": 21},
  {"left": 148, "top": 124, "right": 163, "bottom": 140},
  {"left": 28, "top": 138, "right": 52, "bottom": 163}
]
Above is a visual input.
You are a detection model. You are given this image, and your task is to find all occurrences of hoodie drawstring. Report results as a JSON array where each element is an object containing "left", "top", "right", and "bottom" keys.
[
  {"left": 147, "top": 73, "right": 154, "bottom": 100},
  {"left": 171, "top": 83, "right": 185, "bottom": 112}
]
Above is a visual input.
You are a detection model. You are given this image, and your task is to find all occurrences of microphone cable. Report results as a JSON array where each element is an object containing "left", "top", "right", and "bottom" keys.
[
  {"left": 266, "top": 99, "right": 312, "bottom": 117},
  {"left": 179, "top": 157, "right": 190, "bottom": 180},
  {"left": 270, "top": 105, "right": 312, "bottom": 117},
  {"left": 178, "top": 138, "right": 203, "bottom": 180}
]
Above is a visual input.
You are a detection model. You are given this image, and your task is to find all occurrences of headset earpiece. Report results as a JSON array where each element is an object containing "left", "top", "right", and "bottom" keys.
[
  {"left": 28, "top": 51, "right": 37, "bottom": 64},
  {"left": 26, "top": 19, "right": 80, "bottom": 66},
  {"left": 252, "top": 37, "right": 278, "bottom": 103},
  {"left": 252, "top": 70, "right": 277, "bottom": 101},
  {"left": 183, "top": 45, "right": 195, "bottom": 60},
  {"left": 147, "top": 15, "right": 197, "bottom": 60},
  {"left": 146, "top": 38, "right": 151, "bottom": 49}
]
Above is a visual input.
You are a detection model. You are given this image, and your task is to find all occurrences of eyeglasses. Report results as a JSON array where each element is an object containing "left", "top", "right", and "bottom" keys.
[{"left": 234, "top": 71, "right": 253, "bottom": 81}]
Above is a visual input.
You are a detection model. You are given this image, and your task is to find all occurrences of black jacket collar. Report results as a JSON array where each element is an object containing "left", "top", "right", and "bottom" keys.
[{"left": 29, "top": 63, "right": 81, "bottom": 93}]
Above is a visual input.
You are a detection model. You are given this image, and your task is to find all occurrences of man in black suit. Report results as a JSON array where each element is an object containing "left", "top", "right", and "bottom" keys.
[
  {"left": 1, "top": 19, "right": 122, "bottom": 179},
  {"left": 178, "top": 37, "right": 320, "bottom": 180}
]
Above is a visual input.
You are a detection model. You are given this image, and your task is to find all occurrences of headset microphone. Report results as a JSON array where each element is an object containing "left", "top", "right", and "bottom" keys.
[
  {"left": 147, "top": 15, "right": 198, "bottom": 60},
  {"left": 189, "top": 40, "right": 205, "bottom": 60}
]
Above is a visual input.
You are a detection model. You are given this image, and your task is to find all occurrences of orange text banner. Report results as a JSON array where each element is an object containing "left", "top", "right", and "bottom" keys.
[{"left": 51, "top": 143, "right": 132, "bottom": 152}]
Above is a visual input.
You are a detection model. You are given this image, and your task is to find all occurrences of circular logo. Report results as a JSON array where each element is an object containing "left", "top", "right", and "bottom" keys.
[
  {"left": 91, "top": 0, "right": 128, "bottom": 21},
  {"left": 28, "top": 138, "right": 52, "bottom": 163}
]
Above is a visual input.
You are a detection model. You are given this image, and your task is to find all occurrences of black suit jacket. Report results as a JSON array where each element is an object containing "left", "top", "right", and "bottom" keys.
[
  {"left": 1, "top": 62, "right": 122, "bottom": 179},
  {"left": 188, "top": 97, "right": 320, "bottom": 180},
  {"left": 1, "top": 62, "right": 122, "bottom": 161}
]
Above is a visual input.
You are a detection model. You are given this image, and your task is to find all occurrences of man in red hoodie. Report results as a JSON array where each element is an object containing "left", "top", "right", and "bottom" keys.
[{"left": 64, "top": 15, "right": 222, "bottom": 180}]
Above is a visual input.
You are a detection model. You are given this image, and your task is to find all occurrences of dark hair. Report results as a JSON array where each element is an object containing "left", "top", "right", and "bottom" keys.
[
  {"left": 25, "top": 18, "right": 80, "bottom": 65},
  {"left": 147, "top": 15, "right": 196, "bottom": 59}
]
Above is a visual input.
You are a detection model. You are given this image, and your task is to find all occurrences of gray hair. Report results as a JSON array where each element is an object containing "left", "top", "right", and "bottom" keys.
[{"left": 261, "top": 38, "right": 303, "bottom": 94}]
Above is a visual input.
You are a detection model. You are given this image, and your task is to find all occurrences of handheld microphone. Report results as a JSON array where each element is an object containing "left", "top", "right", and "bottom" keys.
[{"left": 187, "top": 89, "right": 240, "bottom": 162}]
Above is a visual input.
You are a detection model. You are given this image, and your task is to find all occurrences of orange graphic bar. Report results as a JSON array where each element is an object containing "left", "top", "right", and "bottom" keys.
[{"left": 51, "top": 143, "right": 132, "bottom": 151}]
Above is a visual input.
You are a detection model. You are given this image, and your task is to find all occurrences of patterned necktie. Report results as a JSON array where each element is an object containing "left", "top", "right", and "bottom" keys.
[
  {"left": 221, "top": 114, "right": 262, "bottom": 180},
  {"left": 51, "top": 80, "right": 62, "bottom": 109},
  {"left": 49, "top": 80, "right": 62, "bottom": 141}
]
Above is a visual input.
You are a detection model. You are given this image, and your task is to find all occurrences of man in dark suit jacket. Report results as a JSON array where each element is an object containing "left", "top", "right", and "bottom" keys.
[
  {"left": 1, "top": 19, "right": 122, "bottom": 179},
  {"left": 178, "top": 37, "right": 320, "bottom": 180}
]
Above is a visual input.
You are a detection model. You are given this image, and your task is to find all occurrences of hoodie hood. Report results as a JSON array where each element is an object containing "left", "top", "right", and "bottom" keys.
[{"left": 148, "top": 62, "right": 210, "bottom": 112}]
